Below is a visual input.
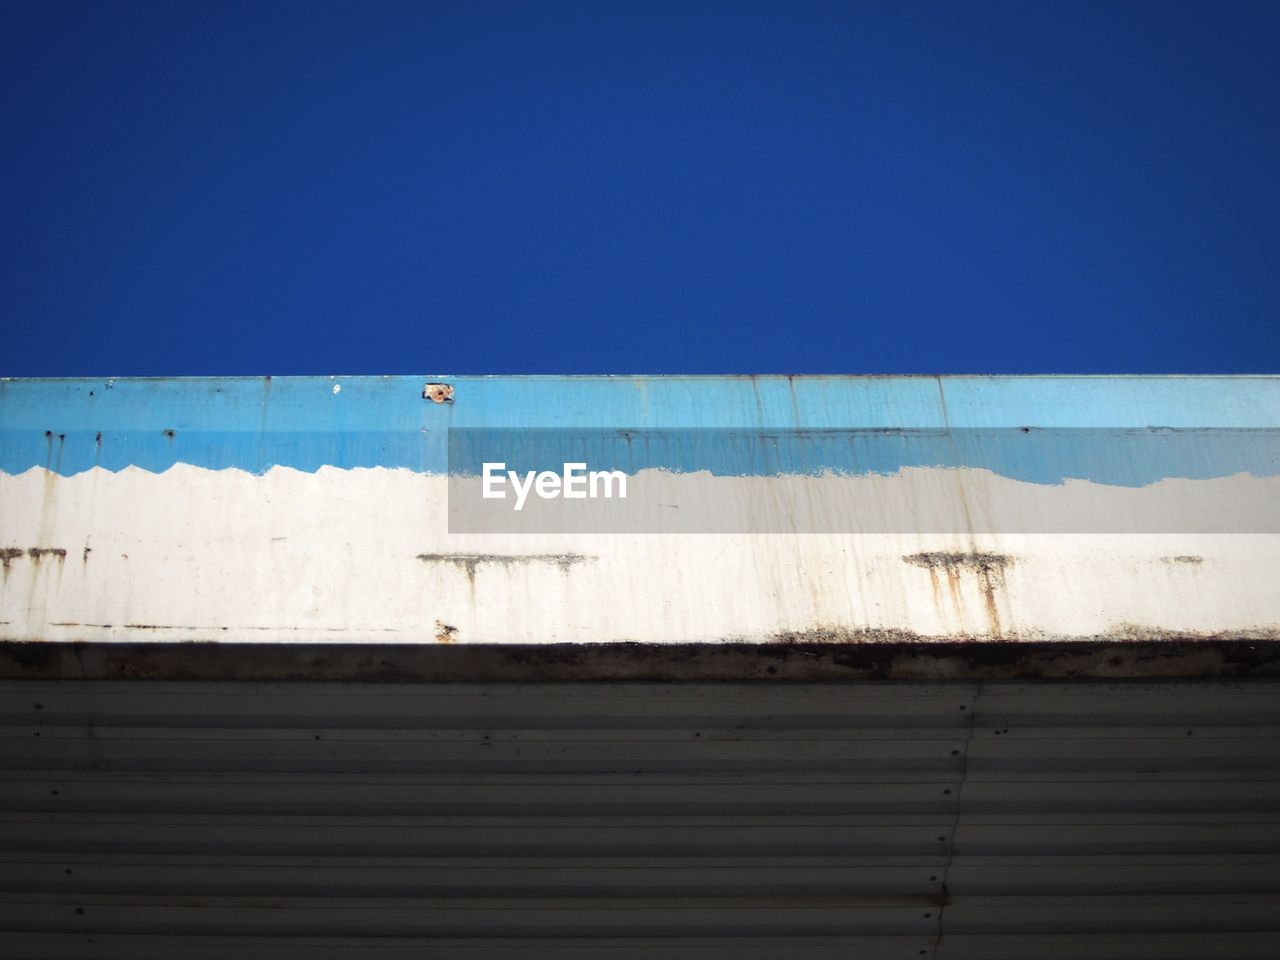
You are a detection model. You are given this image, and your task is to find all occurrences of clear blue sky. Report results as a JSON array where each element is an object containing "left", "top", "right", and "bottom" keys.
[{"left": 3, "top": 1, "right": 1276, "bottom": 375}]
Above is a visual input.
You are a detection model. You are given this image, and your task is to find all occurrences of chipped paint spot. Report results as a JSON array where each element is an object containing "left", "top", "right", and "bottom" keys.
[
  {"left": 435, "top": 620, "right": 458, "bottom": 643},
  {"left": 332, "top": 383, "right": 341, "bottom": 395},
  {"left": 1164, "top": 555, "right": 1205, "bottom": 565},
  {"left": 423, "top": 383, "right": 454, "bottom": 403}
]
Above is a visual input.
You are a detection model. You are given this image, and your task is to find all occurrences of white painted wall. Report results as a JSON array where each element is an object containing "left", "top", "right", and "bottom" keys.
[{"left": 3, "top": 465, "right": 1277, "bottom": 643}]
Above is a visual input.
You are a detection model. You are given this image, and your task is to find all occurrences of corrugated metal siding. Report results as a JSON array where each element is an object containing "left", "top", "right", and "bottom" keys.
[{"left": 0, "top": 679, "right": 1277, "bottom": 958}]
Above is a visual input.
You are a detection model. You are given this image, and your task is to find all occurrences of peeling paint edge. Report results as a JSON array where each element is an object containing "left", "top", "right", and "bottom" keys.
[{"left": 5, "top": 462, "right": 1280, "bottom": 503}]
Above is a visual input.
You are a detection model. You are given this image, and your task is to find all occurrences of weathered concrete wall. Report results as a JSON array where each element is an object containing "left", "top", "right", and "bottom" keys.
[{"left": 2, "top": 376, "right": 1278, "bottom": 644}]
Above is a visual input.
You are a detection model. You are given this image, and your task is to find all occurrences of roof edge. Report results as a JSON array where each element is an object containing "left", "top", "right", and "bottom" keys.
[{"left": 3, "top": 640, "right": 1279, "bottom": 683}]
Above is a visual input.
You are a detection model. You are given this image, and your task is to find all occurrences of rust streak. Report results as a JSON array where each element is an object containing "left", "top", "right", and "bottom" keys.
[
  {"left": 904, "top": 552, "right": 1012, "bottom": 638},
  {"left": 977, "top": 566, "right": 1004, "bottom": 638},
  {"left": 944, "top": 565, "right": 963, "bottom": 621}
]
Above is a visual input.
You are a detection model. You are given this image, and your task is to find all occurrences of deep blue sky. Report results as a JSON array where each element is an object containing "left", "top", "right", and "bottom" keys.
[{"left": 3, "top": 1, "right": 1276, "bottom": 375}]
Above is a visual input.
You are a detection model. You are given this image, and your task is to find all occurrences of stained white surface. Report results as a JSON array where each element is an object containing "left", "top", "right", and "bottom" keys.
[{"left": 2, "top": 465, "right": 1277, "bottom": 643}]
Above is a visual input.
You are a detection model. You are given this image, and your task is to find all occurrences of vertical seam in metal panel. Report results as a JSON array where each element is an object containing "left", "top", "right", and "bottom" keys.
[
  {"left": 935, "top": 375, "right": 980, "bottom": 549},
  {"left": 930, "top": 682, "right": 978, "bottom": 960}
]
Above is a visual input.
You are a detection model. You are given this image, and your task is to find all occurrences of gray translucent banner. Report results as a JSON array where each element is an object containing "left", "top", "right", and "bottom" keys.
[{"left": 446, "top": 428, "right": 1280, "bottom": 533}]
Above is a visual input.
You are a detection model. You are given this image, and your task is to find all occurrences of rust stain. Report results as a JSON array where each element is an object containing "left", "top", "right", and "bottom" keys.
[
  {"left": 772, "top": 626, "right": 929, "bottom": 643},
  {"left": 417, "top": 552, "right": 594, "bottom": 584},
  {"left": 435, "top": 620, "right": 459, "bottom": 643},
  {"left": 923, "top": 565, "right": 944, "bottom": 616},
  {"left": 1102, "top": 622, "right": 1280, "bottom": 642},
  {"left": 904, "top": 552, "right": 1012, "bottom": 638},
  {"left": 771, "top": 623, "right": 1280, "bottom": 646},
  {"left": 903, "top": 552, "right": 1011, "bottom": 575},
  {"left": 943, "top": 565, "right": 963, "bottom": 621},
  {"left": 26, "top": 548, "right": 67, "bottom": 563},
  {"left": 0, "top": 548, "right": 23, "bottom": 570},
  {"left": 1164, "top": 555, "right": 1204, "bottom": 565},
  {"left": 423, "top": 383, "right": 454, "bottom": 403},
  {"left": 979, "top": 572, "right": 1004, "bottom": 637}
]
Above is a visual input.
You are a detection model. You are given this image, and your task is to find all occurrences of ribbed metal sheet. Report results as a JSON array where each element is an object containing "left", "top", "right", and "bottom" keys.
[{"left": 0, "top": 679, "right": 1278, "bottom": 958}]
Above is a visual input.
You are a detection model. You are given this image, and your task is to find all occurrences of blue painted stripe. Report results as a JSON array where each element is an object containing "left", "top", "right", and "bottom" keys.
[
  {"left": 2, "top": 376, "right": 1279, "bottom": 484},
  {"left": 449, "top": 428, "right": 1280, "bottom": 488}
]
